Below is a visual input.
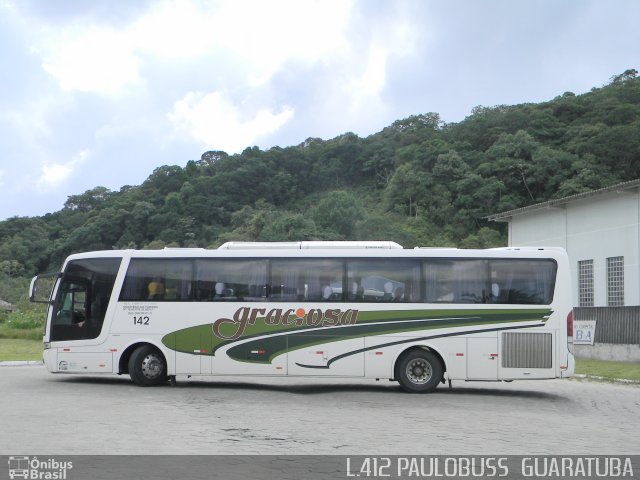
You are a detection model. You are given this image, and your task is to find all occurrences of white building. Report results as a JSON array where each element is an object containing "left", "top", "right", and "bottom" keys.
[{"left": 488, "top": 179, "right": 640, "bottom": 307}]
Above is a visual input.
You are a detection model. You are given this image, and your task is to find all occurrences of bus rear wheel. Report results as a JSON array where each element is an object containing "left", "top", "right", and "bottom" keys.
[
  {"left": 396, "top": 349, "right": 443, "bottom": 393},
  {"left": 128, "top": 345, "right": 167, "bottom": 386}
]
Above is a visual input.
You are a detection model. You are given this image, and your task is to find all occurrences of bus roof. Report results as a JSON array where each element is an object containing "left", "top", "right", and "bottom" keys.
[
  {"left": 217, "top": 241, "right": 403, "bottom": 250},
  {"left": 62, "top": 242, "right": 567, "bottom": 263}
]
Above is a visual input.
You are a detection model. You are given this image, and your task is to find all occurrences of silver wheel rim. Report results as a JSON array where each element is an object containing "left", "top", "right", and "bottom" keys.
[
  {"left": 405, "top": 358, "right": 432, "bottom": 384},
  {"left": 141, "top": 353, "right": 164, "bottom": 380}
]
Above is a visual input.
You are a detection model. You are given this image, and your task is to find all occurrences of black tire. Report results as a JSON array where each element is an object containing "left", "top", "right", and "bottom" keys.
[
  {"left": 396, "top": 349, "right": 443, "bottom": 393},
  {"left": 128, "top": 345, "right": 167, "bottom": 386}
]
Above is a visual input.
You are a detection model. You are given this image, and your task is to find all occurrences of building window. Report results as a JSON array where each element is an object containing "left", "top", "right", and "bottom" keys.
[
  {"left": 606, "top": 256, "right": 624, "bottom": 306},
  {"left": 578, "top": 260, "right": 594, "bottom": 307}
]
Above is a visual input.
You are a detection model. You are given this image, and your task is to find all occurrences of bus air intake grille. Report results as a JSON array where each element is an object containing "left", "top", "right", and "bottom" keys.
[{"left": 501, "top": 332, "right": 552, "bottom": 369}]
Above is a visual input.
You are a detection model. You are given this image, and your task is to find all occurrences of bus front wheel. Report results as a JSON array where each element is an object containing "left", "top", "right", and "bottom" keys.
[
  {"left": 396, "top": 349, "right": 443, "bottom": 393},
  {"left": 128, "top": 345, "right": 167, "bottom": 386}
]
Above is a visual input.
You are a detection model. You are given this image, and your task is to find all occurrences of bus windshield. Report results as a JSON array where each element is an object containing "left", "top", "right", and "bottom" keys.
[{"left": 50, "top": 258, "right": 121, "bottom": 341}]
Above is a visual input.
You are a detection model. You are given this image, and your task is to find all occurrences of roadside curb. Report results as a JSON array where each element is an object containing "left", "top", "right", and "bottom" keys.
[
  {"left": 0, "top": 361, "right": 43, "bottom": 367},
  {"left": 573, "top": 373, "right": 640, "bottom": 385}
]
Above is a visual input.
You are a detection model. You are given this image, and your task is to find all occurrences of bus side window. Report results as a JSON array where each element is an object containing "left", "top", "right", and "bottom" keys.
[
  {"left": 489, "top": 260, "right": 556, "bottom": 305},
  {"left": 348, "top": 260, "right": 421, "bottom": 303},
  {"left": 425, "top": 261, "right": 451, "bottom": 302},
  {"left": 120, "top": 259, "right": 192, "bottom": 302},
  {"left": 424, "top": 260, "right": 489, "bottom": 303},
  {"left": 195, "top": 259, "right": 268, "bottom": 302},
  {"left": 270, "top": 260, "right": 343, "bottom": 302}
]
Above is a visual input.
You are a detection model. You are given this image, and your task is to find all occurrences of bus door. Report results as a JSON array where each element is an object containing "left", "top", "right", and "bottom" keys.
[
  {"left": 466, "top": 334, "right": 499, "bottom": 380},
  {"left": 50, "top": 266, "right": 119, "bottom": 373},
  {"left": 172, "top": 323, "right": 213, "bottom": 375},
  {"left": 174, "top": 338, "right": 203, "bottom": 375}
]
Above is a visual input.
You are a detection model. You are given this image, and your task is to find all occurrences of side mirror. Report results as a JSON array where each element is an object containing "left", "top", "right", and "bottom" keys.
[{"left": 29, "top": 272, "right": 61, "bottom": 304}]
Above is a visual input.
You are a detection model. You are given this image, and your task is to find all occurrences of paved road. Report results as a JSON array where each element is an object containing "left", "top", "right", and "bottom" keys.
[{"left": 1, "top": 365, "right": 638, "bottom": 455}]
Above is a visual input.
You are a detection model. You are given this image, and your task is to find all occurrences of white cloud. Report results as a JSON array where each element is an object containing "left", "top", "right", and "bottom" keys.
[
  {"left": 129, "top": 2, "right": 218, "bottom": 60},
  {"left": 168, "top": 91, "right": 295, "bottom": 153},
  {"left": 36, "top": 149, "right": 90, "bottom": 191},
  {"left": 212, "top": 0, "right": 353, "bottom": 86},
  {"left": 35, "top": 0, "right": 354, "bottom": 94},
  {"left": 353, "top": 46, "right": 388, "bottom": 97},
  {"left": 41, "top": 27, "right": 140, "bottom": 93}
]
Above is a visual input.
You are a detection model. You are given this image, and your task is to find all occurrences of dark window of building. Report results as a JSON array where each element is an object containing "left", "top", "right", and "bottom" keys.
[
  {"left": 607, "top": 256, "right": 624, "bottom": 306},
  {"left": 578, "top": 260, "right": 594, "bottom": 307}
]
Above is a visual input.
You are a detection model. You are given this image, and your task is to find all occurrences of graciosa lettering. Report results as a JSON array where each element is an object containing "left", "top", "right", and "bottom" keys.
[{"left": 212, "top": 306, "right": 359, "bottom": 340}]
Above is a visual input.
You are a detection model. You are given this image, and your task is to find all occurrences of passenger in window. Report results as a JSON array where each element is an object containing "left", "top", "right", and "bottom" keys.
[
  {"left": 322, "top": 285, "right": 333, "bottom": 300},
  {"left": 383, "top": 282, "right": 393, "bottom": 301},
  {"left": 195, "top": 282, "right": 211, "bottom": 301},
  {"left": 72, "top": 309, "right": 86, "bottom": 327},
  {"left": 488, "top": 283, "right": 501, "bottom": 303},
  {"left": 393, "top": 287, "right": 405, "bottom": 302},
  {"left": 296, "top": 281, "right": 308, "bottom": 301},
  {"left": 148, "top": 277, "right": 165, "bottom": 300}
]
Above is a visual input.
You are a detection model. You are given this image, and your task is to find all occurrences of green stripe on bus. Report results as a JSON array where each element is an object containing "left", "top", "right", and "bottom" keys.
[{"left": 161, "top": 308, "right": 552, "bottom": 360}]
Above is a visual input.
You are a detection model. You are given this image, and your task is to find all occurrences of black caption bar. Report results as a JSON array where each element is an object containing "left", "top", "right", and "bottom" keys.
[{"left": 2, "top": 455, "right": 638, "bottom": 480}]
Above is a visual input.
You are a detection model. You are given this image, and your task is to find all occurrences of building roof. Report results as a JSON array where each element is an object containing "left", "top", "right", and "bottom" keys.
[{"left": 487, "top": 179, "right": 640, "bottom": 222}]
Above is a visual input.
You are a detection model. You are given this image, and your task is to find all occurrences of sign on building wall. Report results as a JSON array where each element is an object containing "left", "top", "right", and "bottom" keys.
[{"left": 574, "top": 320, "right": 597, "bottom": 345}]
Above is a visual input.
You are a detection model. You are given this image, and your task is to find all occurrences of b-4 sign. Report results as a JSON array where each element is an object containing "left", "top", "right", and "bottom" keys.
[{"left": 574, "top": 320, "right": 596, "bottom": 345}]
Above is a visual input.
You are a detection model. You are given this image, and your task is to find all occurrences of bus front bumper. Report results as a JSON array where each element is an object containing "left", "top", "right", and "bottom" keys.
[{"left": 43, "top": 348, "right": 57, "bottom": 373}]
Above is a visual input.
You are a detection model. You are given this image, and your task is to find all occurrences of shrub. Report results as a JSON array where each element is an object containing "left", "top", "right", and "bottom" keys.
[{"left": 2, "top": 310, "right": 45, "bottom": 330}]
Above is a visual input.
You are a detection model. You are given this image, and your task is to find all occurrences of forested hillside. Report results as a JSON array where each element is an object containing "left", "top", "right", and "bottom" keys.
[{"left": 1, "top": 70, "right": 640, "bottom": 300}]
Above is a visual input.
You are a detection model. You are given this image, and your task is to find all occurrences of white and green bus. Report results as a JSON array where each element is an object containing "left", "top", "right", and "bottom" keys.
[{"left": 30, "top": 241, "right": 575, "bottom": 393}]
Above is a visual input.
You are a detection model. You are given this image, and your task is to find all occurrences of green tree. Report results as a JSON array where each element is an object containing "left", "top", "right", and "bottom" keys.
[
  {"left": 64, "top": 186, "right": 112, "bottom": 212},
  {"left": 258, "top": 212, "right": 319, "bottom": 241},
  {"left": 312, "top": 191, "right": 364, "bottom": 238}
]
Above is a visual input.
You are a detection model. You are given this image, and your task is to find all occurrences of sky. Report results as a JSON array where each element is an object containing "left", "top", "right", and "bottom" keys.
[{"left": 0, "top": 0, "right": 639, "bottom": 221}]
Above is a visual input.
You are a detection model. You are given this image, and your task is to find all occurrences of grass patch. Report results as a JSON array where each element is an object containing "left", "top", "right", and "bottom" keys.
[
  {"left": 576, "top": 358, "right": 640, "bottom": 382},
  {"left": 0, "top": 338, "right": 43, "bottom": 361},
  {"left": 0, "top": 308, "right": 45, "bottom": 340},
  {"left": 0, "top": 324, "right": 43, "bottom": 340}
]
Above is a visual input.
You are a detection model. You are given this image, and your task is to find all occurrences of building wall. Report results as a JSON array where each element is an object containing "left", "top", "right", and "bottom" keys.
[
  {"left": 508, "top": 191, "right": 640, "bottom": 307},
  {"left": 573, "top": 306, "right": 640, "bottom": 362},
  {"left": 510, "top": 208, "right": 567, "bottom": 248}
]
